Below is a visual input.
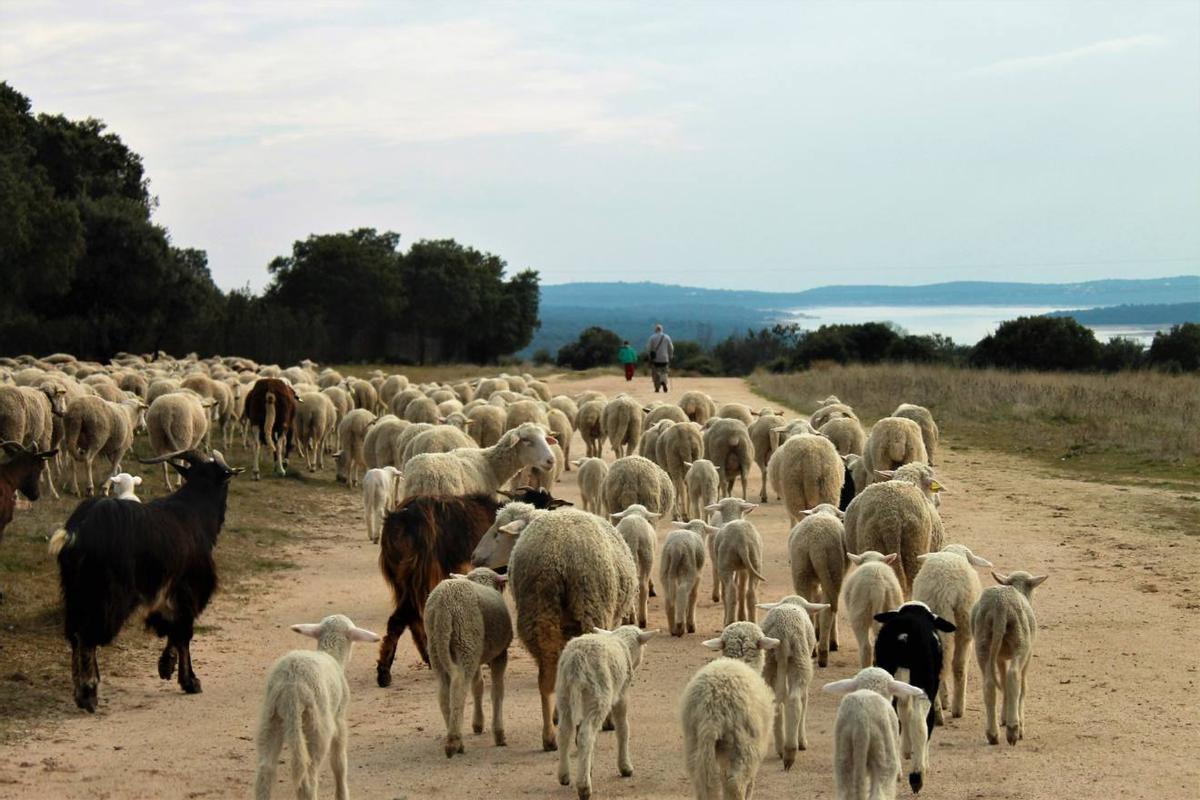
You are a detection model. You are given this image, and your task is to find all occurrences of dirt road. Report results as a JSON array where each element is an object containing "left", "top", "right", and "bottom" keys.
[{"left": 1, "top": 374, "right": 1196, "bottom": 799}]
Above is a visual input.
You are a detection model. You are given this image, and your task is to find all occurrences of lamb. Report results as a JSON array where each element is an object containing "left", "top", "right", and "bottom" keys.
[
  {"left": 819, "top": 416, "right": 867, "bottom": 457},
  {"left": 971, "top": 570, "right": 1047, "bottom": 746},
  {"left": 748, "top": 411, "right": 786, "bottom": 503},
  {"left": 843, "top": 463, "right": 946, "bottom": 596},
  {"left": 334, "top": 408, "right": 376, "bottom": 488},
  {"left": 892, "top": 403, "right": 939, "bottom": 466},
  {"left": 576, "top": 399, "right": 607, "bottom": 457},
  {"left": 599, "top": 455, "right": 675, "bottom": 519},
  {"left": 862, "top": 416, "right": 928, "bottom": 485},
  {"left": 145, "top": 392, "right": 210, "bottom": 490},
  {"left": 660, "top": 523, "right": 708, "bottom": 636},
  {"left": 466, "top": 404, "right": 506, "bottom": 448},
  {"left": 602, "top": 395, "right": 644, "bottom": 458},
  {"left": 403, "top": 423, "right": 557, "bottom": 499},
  {"left": 677, "top": 391, "right": 716, "bottom": 425},
  {"left": 702, "top": 417, "right": 755, "bottom": 501},
  {"left": 683, "top": 459, "right": 720, "bottom": 524},
  {"left": 362, "top": 466, "right": 403, "bottom": 544},
  {"left": 872, "top": 601, "right": 957, "bottom": 793},
  {"left": 102, "top": 472, "right": 142, "bottom": 502},
  {"left": 841, "top": 551, "right": 904, "bottom": 668},
  {"left": 425, "top": 568, "right": 512, "bottom": 758},
  {"left": 253, "top": 614, "right": 380, "bottom": 800},
  {"left": 293, "top": 391, "right": 337, "bottom": 471},
  {"left": 658, "top": 421, "right": 703, "bottom": 520},
  {"left": 556, "top": 626, "right": 657, "bottom": 799},
  {"left": 912, "top": 545, "right": 993, "bottom": 721},
  {"left": 716, "top": 402, "right": 755, "bottom": 426},
  {"left": 767, "top": 432, "right": 845, "bottom": 526},
  {"left": 822, "top": 667, "right": 927, "bottom": 800},
  {"left": 787, "top": 504, "right": 848, "bottom": 666},
  {"left": 489, "top": 508, "right": 637, "bottom": 751},
  {"left": 713, "top": 518, "right": 767, "bottom": 626},
  {"left": 610, "top": 504, "right": 661, "bottom": 628},
  {"left": 573, "top": 457, "right": 609, "bottom": 515},
  {"left": 756, "top": 595, "right": 830, "bottom": 768},
  {"left": 683, "top": 622, "right": 778, "bottom": 800}
]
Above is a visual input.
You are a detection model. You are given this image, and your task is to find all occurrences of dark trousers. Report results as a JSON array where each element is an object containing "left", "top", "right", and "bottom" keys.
[{"left": 624, "top": 363, "right": 635, "bottom": 381}]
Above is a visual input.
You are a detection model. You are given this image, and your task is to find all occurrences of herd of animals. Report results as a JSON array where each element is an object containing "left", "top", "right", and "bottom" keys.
[{"left": 0, "top": 351, "right": 1050, "bottom": 800}]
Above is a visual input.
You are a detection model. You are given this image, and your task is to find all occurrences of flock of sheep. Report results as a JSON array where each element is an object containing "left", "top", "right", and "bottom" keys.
[{"left": 0, "top": 351, "right": 1050, "bottom": 800}]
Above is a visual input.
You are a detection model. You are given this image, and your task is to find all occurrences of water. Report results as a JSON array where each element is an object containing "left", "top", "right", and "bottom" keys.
[{"left": 780, "top": 305, "right": 1164, "bottom": 346}]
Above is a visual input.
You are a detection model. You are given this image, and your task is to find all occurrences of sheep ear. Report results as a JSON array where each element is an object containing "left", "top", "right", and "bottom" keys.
[
  {"left": 291, "top": 623, "right": 323, "bottom": 639},
  {"left": 449, "top": 573, "right": 466, "bottom": 579},
  {"left": 803, "top": 601, "right": 831, "bottom": 614},
  {"left": 637, "top": 629, "right": 659, "bottom": 643},
  {"left": 967, "top": 553, "right": 993, "bottom": 568},
  {"left": 572, "top": 459, "right": 585, "bottom": 467},
  {"left": 645, "top": 511, "right": 661, "bottom": 520},
  {"left": 739, "top": 501, "right": 758, "bottom": 514},
  {"left": 874, "top": 612, "right": 898, "bottom": 625},
  {"left": 132, "top": 475, "right": 142, "bottom": 486},
  {"left": 799, "top": 508, "right": 816, "bottom": 517},
  {"left": 683, "top": 461, "right": 693, "bottom": 469},
  {"left": 756, "top": 602, "right": 780, "bottom": 610},
  {"left": 927, "top": 478, "right": 946, "bottom": 493},
  {"left": 499, "top": 520, "right": 528, "bottom": 535},
  {"left": 757, "top": 636, "right": 781, "bottom": 651},
  {"left": 933, "top": 616, "right": 957, "bottom": 633},
  {"left": 548, "top": 498, "right": 573, "bottom": 508},
  {"left": 916, "top": 553, "right": 930, "bottom": 562},
  {"left": 888, "top": 680, "right": 926, "bottom": 699},
  {"left": 593, "top": 627, "right": 613, "bottom": 635},
  {"left": 701, "top": 638, "right": 724, "bottom": 651},
  {"left": 883, "top": 553, "right": 899, "bottom": 564},
  {"left": 545, "top": 435, "right": 558, "bottom": 446},
  {"left": 846, "top": 552, "right": 864, "bottom": 564},
  {"left": 822, "top": 679, "right": 858, "bottom": 695},
  {"left": 493, "top": 574, "right": 508, "bottom": 586},
  {"left": 704, "top": 524, "right": 720, "bottom": 534},
  {"left": 772, "top": 426, "right": 789, "bottom": 434},
  {"left": 992, "top": 571, "right": 1012, "bottom": 585},
  {"left": 875, "top": 470, "right": 895, "bottom": 480},
  {"left": 704, "top": 503, "right": 720, "bottom": 512},
  {"left": 1028, "top": 574, "right": 1049, "bottom": 588},
  {"left": 834, "top": 508, "right": 845, "bottom": 519},
  {"left": 348, "top": 626, "right": 382, "bottom": 643}
]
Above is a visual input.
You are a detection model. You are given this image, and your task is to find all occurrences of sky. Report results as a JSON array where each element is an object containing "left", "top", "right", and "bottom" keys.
[{"left": 3, "top": 0, "right": 1198, "bottom": 293}]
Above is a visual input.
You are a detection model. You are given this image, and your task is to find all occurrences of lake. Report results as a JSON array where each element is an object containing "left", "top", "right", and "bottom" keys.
[{"left": 780, "top": 305, "right": 1163, "bottom": 346}]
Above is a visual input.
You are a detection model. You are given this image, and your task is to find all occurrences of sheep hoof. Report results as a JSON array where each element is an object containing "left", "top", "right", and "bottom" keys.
[
  {"left": 558, "top": 773, "right": 570, "bottom": 786},
  {"left": 817, "top": 654, "right": 828, "bottom": 668},
  {"left": 494, "top": 730, "right": 506, "bottom": 747},
  {"left": 376, "top": 666, "right": 392, "bottom": 688},
  {"left": 1006, "top": 726, "right": 1020, "bottom": 746},
  {"left": 619, "top": 765, "right": 633, "bottom": 777},
  {"left": 251, "top": 472, "right": 261, "bottom": 482},
  {"left": 577, "top": 786, "right": 591, "bottom": 800},
  {"left": 909, "top": 772, "right": 923, "bottom": 793},
  {"left": 602, "top": 717, "right": 615, "bottom": 732},
  {"left": 543, "top": 738, "right": 558, "bottom": 752},
  {"left": 782, "top": 749, "right": 796, "bottom": 770},
  {"left": 986, "top": 731, "right": 1000, "bottom": 745},
  {"left": 830, "top": 641, "right": 839, "bottom": 652},
  {"left": 686, "top": 623, "right": 695, "bottom": 633},
  {"left": 472, "top": 722, "right": 484, "bottom": 734}
]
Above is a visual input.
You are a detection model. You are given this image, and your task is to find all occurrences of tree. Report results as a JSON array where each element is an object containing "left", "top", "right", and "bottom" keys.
[
  {"left": 1147, "top": 323, "right": 1200, "bottom": 372},
  {"left": 970, "top": 316, "right": 1101, "bottom": 371},
  {"left": 556, "top": 327, "right": 622, "bottom": 369},
  {"left": 1096, "top": 337, "right": 1145, "bottom": 372}
]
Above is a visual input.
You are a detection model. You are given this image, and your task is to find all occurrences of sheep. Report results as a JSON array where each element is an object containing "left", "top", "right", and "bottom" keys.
[
  {"left": 821, "top": 667, "right": 927, "bottom": 800},
  {"left": 843, "top": 463, "right": 945, "bottom": 596},
  {"left": 684, "top": 458, "right": 720, "bottom": 524},
  {"left": 841, "top": 551, "right": 904, "bottom": 668},
  {"left": 146, "top": 392, "right": 210, "bottom": 491},
  {"left": 660, "top": 523, "right": 709, "bottom": 636},
  {"left": 683, "top": 622, "right": 778, "bottom": 800},
  {"left": 293, "top": 391, "right": 336, "bottom": 471},
  {"left": 253, "top": 614, "right": 380, "bottom": 800},
  {"left": 702, "top": 417, "right": 755, "bottom": 501},
  {"left": 602, "top": 395, "right": 644, "bottom": 458},
  {"left": 362, "top": 466, "right": 403, "bottom": 544},
  {"left": 515, "top": 440, "right": 565, "bottom": 491},
  {"left": 389, "top": 387, "right": 424, "bottom": 418},
  {"left": 638, "top": 419, "right": 673, "bottom": 465},
  {"left": 819, "top": 416, "right": 867, "bottom": 457},
  {"left": 971, "top": 570, "right": 1047, "bottom": 746},
  {"left": 102, "top": 472, "right": 142, "bottom": 502},
  {"left": 320, "top": 385, "right": 352, "bottom": 450},
  {"left": 644, "top": 403, "right": 687, "bottom": 426},
  {"left": 756, "top": 595, "right": 830, "bottom": 768},
  {"left": 466, "top": 404, "right": 507, "bottom": 448},
  {"left": 573, "top": 457, "right": 609, "bottom": 515},
  {"left": 716, "top": 402, "right": 755, "bottom": 426},
  {"left": 677, "top": 390, "right": 716, "bottom": 425},
  {"left": 713, "top": 518, "right": 766, "bottom": 626},
  {"left": 787, "top": 504, "right": 847, "bottom": 666},
  {"left": 491, "top": 508, "right": 637, "bottom": 751},
  {"left": 600, "top": 455, "right": 675, "bottom": 519},
  {"left": 862, "top": 417, "right": 928, "bottom": 486},
  {"left": 809, "top": 401, "right": 858, "bottom": 431},
  {"left": 61, "top": 396, "right": 142, "bottom": 496},
  {"left": 747, "top": 411, "right": 785, "bottom": 503},
  {"left": 573, "top": 389, "right": 605, "bottom": 406},
  {"left": 767, "top": 432, "right": 845, "bottom": 526},
  {"left": 549, "top": 395, "right": 579, "bottom": 428},
  {"left": 402, "top": 425, "right": 475, "bottom": 465},
  {"left": 404, "top": 396, "right": 441, "bottom": 425},
  {"left": 556, "top": 626, "right": 657, "bottom": 799},
  {"left": 610, "top": 504, "right": 660, "bottom": 628},
  {"left": 362, "top": 416, "right": 410, "bottom": 468},
  {"left": 425, "top": 568, "right": 512, "bottom": 758},
  {"left": 658, "top": 421, "right": 703, "bottom": 520},
  {"left": 475, "top": 377, "right": 508, "bottom": 400},
  {"left": 576, "top": 400, "right": 606, "bottom": 458},
  {"left": 403, "top": 422, "right": 557, "bottom": 499},
  {"left": 892, "top": 403, "right": 939, "bottom": 466},
  {"left": 912, "top": 544, "right": 993, "bottom": 721},
  {"left": 378, "top": 374, "right": 410, "bottom": 408},
  {"left": 527, "top": 379, "right": 552, "bottom": 402},
  {"left": 547, "top": 407, "right": 574, "bottom": 470},
  {"left": 334, "top": 408, "right": 376, "bottom": 488}
]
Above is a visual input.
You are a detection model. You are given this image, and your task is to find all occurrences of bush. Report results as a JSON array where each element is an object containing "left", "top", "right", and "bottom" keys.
[
  {"left": 556, "top": 326, "right": 622, "bottom": 369},
  {"left": 531, "top": 348, "right": 553, "bottom": 366},
  {"left": 1148, "top": 323, "right": 1200, "bottom": 372},
  {"left": 1097, "top": 337, "right": 1145, "bottom": 372},
  {"left": 970, "top": 316, "right": 1101, "bottom": 371}
]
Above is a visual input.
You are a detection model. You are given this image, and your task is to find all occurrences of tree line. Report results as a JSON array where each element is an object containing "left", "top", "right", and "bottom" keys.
[
  {"left": 547, "top": 318, "right": 1200, "bottom": 374},
  {"left": 0, "top": 83, "right": 540, "bottom": 365}
]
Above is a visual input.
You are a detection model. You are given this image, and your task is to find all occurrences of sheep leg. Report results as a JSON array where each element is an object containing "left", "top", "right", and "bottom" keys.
[
  {"left": 982, "top": 655, "right": 1000, "bottom": 745},
  {"left": 721, "top": 575, "right": 737, "bottom": 626},
  {"left": 555, "top": 694, "right": 573, "bottom": 786},
  {"left": 740, "top": 469, "right": 748, "bottom": 501},
  {"left": 746, "top": 576, "right": 758, "bottom": 624},
  {"left": 471, "top": 667, "right": 486, "bottom": 734},
  {"left": 298, "top": 714, "right": 327, "bottom": 800},
  {"left": 686, "top": 579, "right": 699, "bottom": 633},
  {"left": 435, "top": 668, "right": 451, "bottom": 730},
  {"left": 445, "top": 667, "right": 468, "bottom": 757},
  {"left": 331, "top": 717, "right": 349, "bottom": 800},
  {"left": 637, "top": 577, "right": 649, "bottom": 628},
  {"left": 490, "top": 652, "right": 508, "bottom": 746},
  {"left": 71, "top": 458, "right": 82, "bottom": 497},
  {"left": 758, "top": 463, "right": 768, "bottom": 503},
  {"left": 538, "top": 654, "right": 560, "bottom": 751},
  {"left": 614, "top": 696, "right": 633, "bottom": 777},
  {"left": 253, "top": 717, "right": 283, "bottom": 800},
  {"left": 85, "top": 454, "right": 97, "bottom": 496},
  {"left": 855, "top": 621, "right": 873, "bottom": 669},
  {"left": 766, "top": 659, "right": 783, "bottom": 759},
  {"left": 906, "top": 695, "right": 930, "bottom": 793},
  {"left": 782, "top": 681, "right": 801, "bottom": 768},
  {"left": 710, "top": 553, "right": 722, "bottom": 603},
  {"left": 664, "top": 578, "right": 678, "bottom": 636},
  {"left": 736, "top": 571, "right": 748, "bottom": 622},
  {"left": 1005, "top": 658, "right": 1023, "bottom": 745},
  {"left": 817, "top": 607, "right": 833, "bottom": 668},
  {"left": 575, "top": 712, "right": 599, "bottom": 799},
  {"left": 797, "top": 683, "right": 809, "bottom": 752}
]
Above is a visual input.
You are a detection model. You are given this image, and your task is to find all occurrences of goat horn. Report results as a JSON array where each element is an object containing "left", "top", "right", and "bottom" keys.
[
  {"left": 139, "top": 449, "right": 206, "bottom": 465},
  {"left": 0, "top": 440, "right": 28, "bottom": 455}
]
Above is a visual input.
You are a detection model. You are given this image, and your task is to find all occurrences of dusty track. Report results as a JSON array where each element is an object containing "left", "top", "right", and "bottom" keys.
[{"left": 1, "top": 374, "right": 1196, "bottom": 799}]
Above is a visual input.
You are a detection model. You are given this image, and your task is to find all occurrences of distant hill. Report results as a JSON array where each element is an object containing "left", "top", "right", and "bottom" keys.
[
  {"left": 523, "top": 275, "right": 1199, "bottom": 356},
  {"left": 1045, "top": 302, "right": 1199, "bottom": 326}
]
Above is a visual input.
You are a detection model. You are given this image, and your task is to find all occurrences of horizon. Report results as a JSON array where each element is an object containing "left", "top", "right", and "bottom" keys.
[
  {"left": 4, "top": 1, "right": 1198, "bottom": 294},
  {"left": 536, "top": 274, "right": 1200, "bottom": 291}
]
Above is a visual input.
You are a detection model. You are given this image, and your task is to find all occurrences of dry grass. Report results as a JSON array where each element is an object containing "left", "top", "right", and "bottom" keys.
[{"left": 750, "top": 363, "right": 1200, "bottom": 486}]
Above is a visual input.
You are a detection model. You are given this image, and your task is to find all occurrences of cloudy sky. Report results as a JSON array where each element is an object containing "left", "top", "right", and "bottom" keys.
[{"left": 4, "top": 1, "right": 1198, "bottom": 292}]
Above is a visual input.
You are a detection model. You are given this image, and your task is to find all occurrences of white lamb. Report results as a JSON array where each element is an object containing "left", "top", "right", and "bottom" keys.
[
  {"left": 842, "top": 551, "right": 904, "bottom": 668},
  {"left": 102, "top": 472, "right": 142, "bottom": 502},
  {"left": 361, "top": 466, "right": 403, "bottom": 544},
  {"left": 254, "top": 615, "right": 380, "bottom": 800},
  {"left": 556, "top": 626, "right": 657, "bottom": 799},
  {"left": 683, "top": 459, "right": 720, "bottom": 523},
  {"left": 611, "top": 504, "right": 661, "bottom": 628},
  {"left": 822, "top": 667, "right": 927, "bottom": 800},
  {"left": 660, "top": 522, "right": 709, "bottom": 637},
  {"left": 757, "top": 595, "right": 830, "bottom": 770},
  {"left": 713, "top": 517, "right": 767, "bottom": 626},
  {"left": 573, "top": 457, "right": 609, "bottom": 515}
]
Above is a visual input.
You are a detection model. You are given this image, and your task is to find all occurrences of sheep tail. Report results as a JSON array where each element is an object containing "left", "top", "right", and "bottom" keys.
[
  {"left": 742, "top": 535, "right": 767, "bottom": 583},
  {"left": 688, "top": 715, "right": 724, "bottom": 797},
  {"left": 48, "top": 528, "right": 72, "bottom": 557},
  {"left": 280, "top": 688, "right": 312, "bottom": 789},
  {"left": 986, "top": 609, "right": 1007, "bottom": 687}
]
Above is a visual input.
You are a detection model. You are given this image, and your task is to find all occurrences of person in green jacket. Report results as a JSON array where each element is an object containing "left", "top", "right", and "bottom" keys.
[{"left": 618, "top": 340, "right": 638, "bottom": 381}]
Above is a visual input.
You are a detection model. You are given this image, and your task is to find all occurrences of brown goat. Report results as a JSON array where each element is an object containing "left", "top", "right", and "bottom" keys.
[
  {"left": 242, "top": 378, "right": 299, "bottom": 480},
  {"left": 0, "top": 441, "right": 58, "bottom": 601}
]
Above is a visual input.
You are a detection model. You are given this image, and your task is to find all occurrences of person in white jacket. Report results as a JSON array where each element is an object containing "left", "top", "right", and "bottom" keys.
[{"left": 646, "top": 324, "right": 675, "bottom": 393}]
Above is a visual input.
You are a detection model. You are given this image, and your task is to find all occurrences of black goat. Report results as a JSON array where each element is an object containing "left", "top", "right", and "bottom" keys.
[
  {"left": 51, "top": 449, "right": 243, "bottom": 712},
  {"left": 0, "top": 441, "right": 57, "bottom": 601},
  {"left": 873, "top": 600, "right": 956, "bottom": 793}
]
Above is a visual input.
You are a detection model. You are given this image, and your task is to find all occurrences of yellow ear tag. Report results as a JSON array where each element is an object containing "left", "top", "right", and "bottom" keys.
[{"left": 929, "top": 481, "right": 943, "bottom": 492}]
